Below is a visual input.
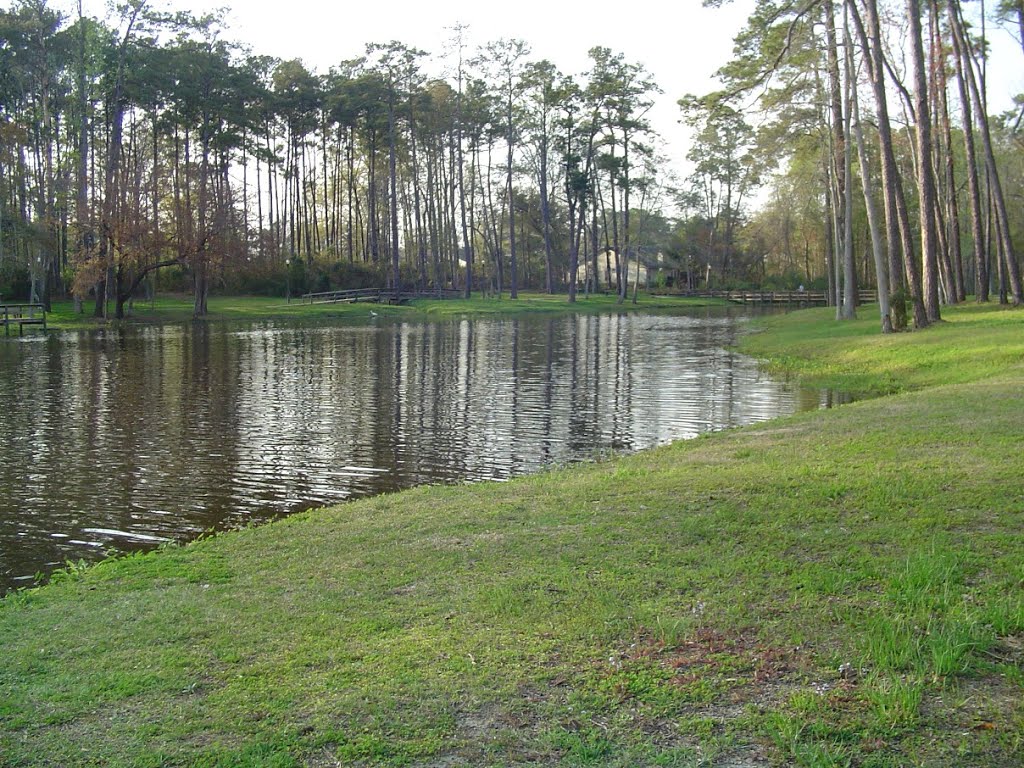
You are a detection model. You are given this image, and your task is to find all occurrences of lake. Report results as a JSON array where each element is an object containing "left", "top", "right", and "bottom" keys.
[{"left": 0, "top": 309, "right": 840, "bottom": 592}]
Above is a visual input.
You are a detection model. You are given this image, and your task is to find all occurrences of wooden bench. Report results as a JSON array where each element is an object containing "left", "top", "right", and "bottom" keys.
[{"left": 1, "top": 304, "right": 47, "bottom": 336}]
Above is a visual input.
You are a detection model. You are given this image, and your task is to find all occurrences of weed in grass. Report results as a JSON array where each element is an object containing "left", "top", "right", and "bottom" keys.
[
  {"left": 925, "top": 617, "right": 981, "bottom": 679},
  {"left": 765, "top": 711, "right": 855, "bottom": 767},
  {"left": 764, "top": 711, "right": 804, "bottom": 754},
  {"left": 789, "top": 689, "right": 828, "bottom": 717},
  {"left": 864, "top": 675, "right": 922, "bottom": 733},
  {"left": 860, "top": 545, "right": 997, "bottom": 682},
  {"left": 862, "top": 614, "right": 922, "bottom": 673},
  {"left": 862, "top": 611, "right": 987, "bottom": 681},
  {"left": 653, "top": 616, "right": 691, "bottom": 649}
]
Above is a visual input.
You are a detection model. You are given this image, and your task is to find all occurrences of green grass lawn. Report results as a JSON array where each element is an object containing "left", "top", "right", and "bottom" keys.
[
  {"left": 740, "top": 301, "right": 1024, "bottom": 396},
  {"left": 1, "top": 303, "right": 1022, "bottom": 767},
  {"left": 40, "top": 292, "right": 725, "bottom": 331}
]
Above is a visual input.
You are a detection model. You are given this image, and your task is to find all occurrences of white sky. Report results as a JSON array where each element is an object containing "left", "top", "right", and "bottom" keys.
[
  {"left": 53, "top": 0, "right": 755, "bottom": 189},
  {"left": 53, "top": 0, "right": 1024, "bottom": 198},
  {"left": 222, "top": 0, "right": 757, "bottom": 186}
]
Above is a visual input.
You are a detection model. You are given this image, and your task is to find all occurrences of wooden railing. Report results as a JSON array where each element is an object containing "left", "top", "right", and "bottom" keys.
[
  {"left": 1, "top": 303, "right": 47, "bottom": 336},
  {"left": 656, "top": 290, "right": 880, "bottom": 306}
]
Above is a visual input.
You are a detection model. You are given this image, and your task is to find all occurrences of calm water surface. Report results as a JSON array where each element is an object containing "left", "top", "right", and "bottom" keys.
[{"left": 0, "top": 310, "right": 840, "bottom": 591}]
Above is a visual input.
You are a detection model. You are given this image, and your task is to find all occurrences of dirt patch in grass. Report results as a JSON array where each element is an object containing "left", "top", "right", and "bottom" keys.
[
  {"left": 928, "top": 673, "right": 1024, "bottom": 730},
  {"left": 622, "top": 626, "right": 808, "bottom": 690},
  {"left": 573, "top": 627, "right": 814, "bottom": 761},
  {"left": 910, "top": 674, "right": 1024, "bottom": 765},
  {"left": 989, "top": 633, "right": 1024, "bottom": 667},
  {"left": 408, "top": 700, "right": 557, "bottom": 767}
]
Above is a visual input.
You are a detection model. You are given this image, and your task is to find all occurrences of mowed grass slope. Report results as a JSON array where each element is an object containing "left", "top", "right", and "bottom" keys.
[
  {"left": 1, "top": 303, "right": 1022, "bottom": 767},
  {"left": 740, "top": 302, "right": 1024, "bottom": 396}
]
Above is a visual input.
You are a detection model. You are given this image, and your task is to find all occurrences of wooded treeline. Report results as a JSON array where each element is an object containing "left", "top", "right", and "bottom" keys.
[
  {"left": 1, "top": 0, "right": 1021, "bottom": 329},
  {"left": 0, "top": 0, "right": 673, "bottom": 318},
  {"left": 688, "top": 0, "right": 1024, "bottom": 330}
]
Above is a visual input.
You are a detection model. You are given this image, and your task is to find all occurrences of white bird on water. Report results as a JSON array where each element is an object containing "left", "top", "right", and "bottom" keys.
[{"left": 369, "top": 310, "right": 378, "bottom": 317}]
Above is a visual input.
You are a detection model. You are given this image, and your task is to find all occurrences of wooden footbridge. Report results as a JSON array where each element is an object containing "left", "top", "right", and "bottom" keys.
[
  {"left": 1, "top": 303, "right": 47, "bottom": 336},
  {"left": 300, "top": 288, "right": 463, "bottom": 305}
]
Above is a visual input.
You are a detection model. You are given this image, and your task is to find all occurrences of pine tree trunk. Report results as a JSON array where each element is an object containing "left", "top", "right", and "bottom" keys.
[
  {"left": 851, "top": 0, "right": 910, "bottom": 329},
  {"left": 945, "top": 0, "right": 988, "bottom": 300},
  {"left": 506, "top": 86, "right": 518, "bottom": 299},
  {"left": 948, "top": 2, "right": 1022, "bottom": 304},
  {"left": 850, "top": 36, "right": 892, "bottom": 332},
  {"left": 908, "top": 0, "right": 942, "bottom": 322}
]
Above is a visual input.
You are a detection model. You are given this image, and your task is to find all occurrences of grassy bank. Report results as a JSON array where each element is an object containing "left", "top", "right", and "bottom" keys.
[
  {"left": 739, "top": 302, "right": 1024, "bottom": 397},
  {"left": 1, "top": 304, "right": 1022, "bottom": 767},
  {"left": 39, "top": 292, "right": 724, "bottom": 331}
]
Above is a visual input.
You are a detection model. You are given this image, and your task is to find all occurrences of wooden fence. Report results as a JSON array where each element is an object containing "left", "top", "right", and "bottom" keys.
[
  {"left": 656, "top": 290, "right": 879, "bottom": 306},
  {"left": 300, "top": 288, "right": 463, "bottom": 305}
]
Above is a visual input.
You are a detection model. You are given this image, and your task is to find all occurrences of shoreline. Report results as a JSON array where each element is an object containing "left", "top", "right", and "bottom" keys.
[
  {"left": 2, "top": 302, "right": 1022, "bottom": 766},
  {"left": 2, "top": 302, "right": 768, "bottom": 593},
  {"left": 33, "top": 292, "right": 732, "bottom": 332}
]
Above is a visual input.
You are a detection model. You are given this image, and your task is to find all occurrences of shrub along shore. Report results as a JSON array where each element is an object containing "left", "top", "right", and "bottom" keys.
[{"left": 1, "top": 303, "right": 1022, "bottom": 767}]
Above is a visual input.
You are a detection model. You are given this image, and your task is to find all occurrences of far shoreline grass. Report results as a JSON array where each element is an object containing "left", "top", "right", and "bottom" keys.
[
  {"left": 37, "top": 291, "right": 730, "bottom": 331},
  {"left": 1, "top": 302, "right": 1022, "bottom": 767}
]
